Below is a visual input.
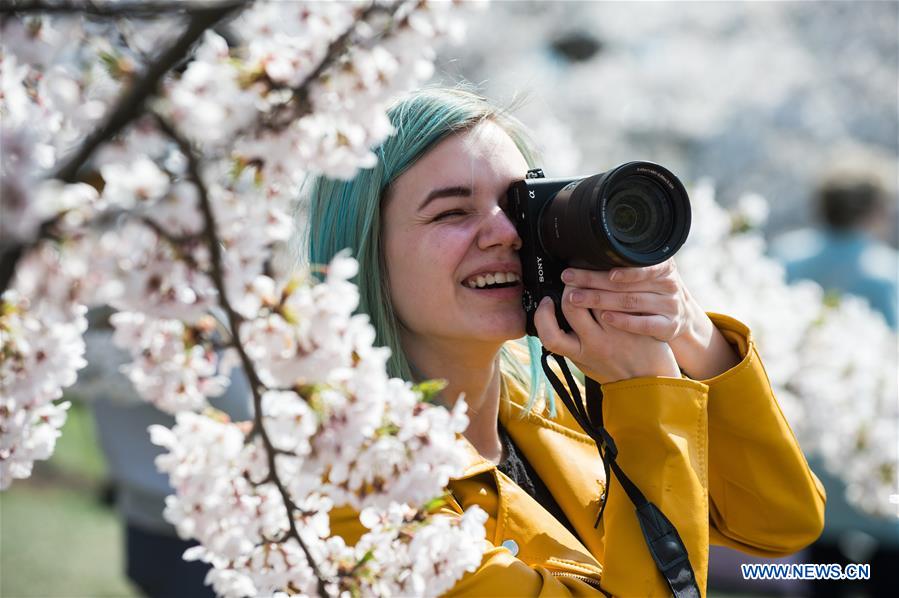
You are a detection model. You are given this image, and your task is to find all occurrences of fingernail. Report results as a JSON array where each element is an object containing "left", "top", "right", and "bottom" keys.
[
  {"left": 609, "top": 271, "right": 621, "bottom": 282},
  {"left": 570, "top": 291, "right": 583, "bottom": 304},
  {"left": 561, "top": 270, "right": 574, "bottom": 283},
  {"left": 602, "top": 312, "right": 614, "bottom": 322}
]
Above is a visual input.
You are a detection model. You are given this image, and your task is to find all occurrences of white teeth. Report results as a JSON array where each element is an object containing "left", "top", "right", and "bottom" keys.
[{"left": 464, "top": 272, "right": 520, "bottom": 288}]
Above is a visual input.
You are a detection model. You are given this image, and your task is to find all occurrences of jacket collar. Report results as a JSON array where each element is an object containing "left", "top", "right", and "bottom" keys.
[{"left": 450, "top": 372, "right": 598, "bottom": 480}]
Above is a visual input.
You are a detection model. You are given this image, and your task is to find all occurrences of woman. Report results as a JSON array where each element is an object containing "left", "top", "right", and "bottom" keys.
[{"left": 306, "top": 88, "right": 825, "bottom": 596}]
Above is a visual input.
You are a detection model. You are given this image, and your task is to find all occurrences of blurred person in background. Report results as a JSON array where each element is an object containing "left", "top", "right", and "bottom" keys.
[
  {"left": 772, "top": 171, "right": 897, "bottom": 328},
  {"left": 770, "top": 170, "right": 898, "bottom": 597},
  {"left": 80, "top": 308, "right": 253, "bottom": 598}
]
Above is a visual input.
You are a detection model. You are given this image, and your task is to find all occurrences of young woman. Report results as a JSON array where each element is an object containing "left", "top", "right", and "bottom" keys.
[{"left": 306, "top": 88, "right": 824, "bottom": 596}]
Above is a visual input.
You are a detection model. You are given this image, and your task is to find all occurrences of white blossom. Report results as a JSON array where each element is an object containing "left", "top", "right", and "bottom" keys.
[
  {"left": 100, "top": 157, "right": 170, "bottom": 208},
  {"left": 0, "top": 2, "right": 535, "bottom": 595},
  {"left": 151, "top": 286, "right": 488, "bottom": 594},
  {"left": 0, "top": 290, "right": 82, "bottom": 489},
  {"left": 166, "top": 31, "right": 261, "bottom": 149},
  {"left": 109, "top": 311, "right": 231, "bottom": 414}
]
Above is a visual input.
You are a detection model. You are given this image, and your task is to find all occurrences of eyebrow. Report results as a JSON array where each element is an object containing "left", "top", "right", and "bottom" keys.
[{"left": 418, "top": 185, "right": 472, "bottom": 212}]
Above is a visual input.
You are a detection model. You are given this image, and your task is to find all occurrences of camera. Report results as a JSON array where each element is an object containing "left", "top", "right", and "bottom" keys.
[{"left": 505, "top": 161, "right": 691, "bottom": 336}]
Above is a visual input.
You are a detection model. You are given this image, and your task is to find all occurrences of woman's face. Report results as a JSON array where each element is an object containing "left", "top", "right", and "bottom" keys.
[{"left": 382, "top": 120, "right": 529, "bottom": 355}]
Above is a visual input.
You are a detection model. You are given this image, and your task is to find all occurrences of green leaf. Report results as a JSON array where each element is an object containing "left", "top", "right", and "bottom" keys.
[
  {"left": 413, "top": 379, "right": 447, "bottom": 403},
  {"left": 422, "top": 496, "right": 447, "bottom": 512},
  {"left": 823, "top": 290, "right": 842, "bottom": 308},
  {"left": 357, "top": 549, "right": 375, "bottom": 566}
]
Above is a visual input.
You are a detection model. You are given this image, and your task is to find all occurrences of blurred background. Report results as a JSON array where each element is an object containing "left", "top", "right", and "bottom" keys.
[
  {"left": 2, "top": 2, "right": 896, "bottom": 597},
  {"left": 437, "top": 1, "right": 897, "bottom": 248}
]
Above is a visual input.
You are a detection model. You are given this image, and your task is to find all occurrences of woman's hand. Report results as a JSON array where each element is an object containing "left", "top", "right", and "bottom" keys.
[
  {"left": 558, "top": 259, "right": 740, "bottom": 379},
  {"left": 534, "top": 288, "right": 681, "bottom": 385}
]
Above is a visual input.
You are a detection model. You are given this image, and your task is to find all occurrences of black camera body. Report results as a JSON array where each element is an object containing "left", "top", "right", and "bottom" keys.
[{"left": 505, "top": 161, "right": 691, "bottom": 336}]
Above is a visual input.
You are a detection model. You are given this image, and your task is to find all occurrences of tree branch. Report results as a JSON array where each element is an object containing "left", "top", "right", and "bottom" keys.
[
  {"left": 261, "top": 1, "right": 403, "bottom": 131},
  {"left": 0, "top": 0, "right": 248, "bottom": 296},
  {"left": 0, "top": 214, "right": 63, "bottom": 295},
  {"left": 135, "top": 215, "right": 203, "bottom": 270},
  {"left": 0, "top": 0, "right": 238, "bottom": 17},
  {"left": 54, "top": 0, "right": 248, "bottom": 183},
  {"left": 151, "top": 110, "right": 331, "bottom": 597}
]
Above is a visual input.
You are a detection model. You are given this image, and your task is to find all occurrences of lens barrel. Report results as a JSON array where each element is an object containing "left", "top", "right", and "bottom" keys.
[{"left": 538, "top": 161, "right": 690, "bottom": 269}]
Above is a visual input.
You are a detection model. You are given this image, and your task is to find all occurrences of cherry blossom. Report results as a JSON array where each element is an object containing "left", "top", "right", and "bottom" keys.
[
  {"left": 150, "top": 293, "right": 486, "bottom": 594},
  {"left": 0, "top": 289, "right": 81, "bottom": 489},
  {"left": 1, "top": 1, "right": 489, "bottom": 594}
]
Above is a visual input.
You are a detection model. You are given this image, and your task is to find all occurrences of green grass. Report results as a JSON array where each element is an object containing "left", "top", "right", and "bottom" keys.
[{"left": 0, "top": 401, "right": 138, "bottom": 598}]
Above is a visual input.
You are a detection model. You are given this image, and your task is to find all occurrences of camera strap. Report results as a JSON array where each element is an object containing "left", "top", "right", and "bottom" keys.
[{"left": 540, "top": 348, "right": 701, "bottom": 598}]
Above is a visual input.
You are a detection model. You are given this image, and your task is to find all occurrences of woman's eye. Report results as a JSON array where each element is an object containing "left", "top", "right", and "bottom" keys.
[{"left": 433, "top": 210, "right": 467, "bottom": 221}]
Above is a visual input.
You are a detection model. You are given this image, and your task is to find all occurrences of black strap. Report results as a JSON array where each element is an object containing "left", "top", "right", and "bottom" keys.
[{"left": 540, "top": 349, "right": 701, "bottom": 598}]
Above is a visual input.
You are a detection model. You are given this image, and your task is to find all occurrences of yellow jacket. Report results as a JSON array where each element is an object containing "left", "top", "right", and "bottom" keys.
[{"left": 334, "top": 314, "right": 826, "bottom": 596}]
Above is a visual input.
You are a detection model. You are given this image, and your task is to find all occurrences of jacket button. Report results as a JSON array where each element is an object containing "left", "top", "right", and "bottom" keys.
[{"left": 501, "top": 539, "right": 519, "bottom": 557}]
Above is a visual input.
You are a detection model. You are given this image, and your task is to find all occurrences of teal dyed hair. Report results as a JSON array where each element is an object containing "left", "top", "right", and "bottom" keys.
[{"left": 304, "top": 87, "right": 553, "bottom": 415}]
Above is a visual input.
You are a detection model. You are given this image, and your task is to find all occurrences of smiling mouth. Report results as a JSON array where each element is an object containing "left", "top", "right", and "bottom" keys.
[
  {"left": 468, "top": 281, "right": 519, "bottom": 290},
  {"left": 463, "top": 272, "right": 522, "bottom": 290}
]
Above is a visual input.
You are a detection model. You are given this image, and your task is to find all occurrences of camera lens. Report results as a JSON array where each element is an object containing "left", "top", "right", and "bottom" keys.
[
  {"left": 606, "top": 177, "right": 671, "bottom": 252},
  {"left": 538, "top": 161, "right": 690, "bottom": 269}
]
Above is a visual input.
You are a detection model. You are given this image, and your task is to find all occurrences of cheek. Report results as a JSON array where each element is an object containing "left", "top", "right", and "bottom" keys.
[
  {"left": 428, "top": 228, "right": 473, "bottom": 267},
  {"left": 391, "top": 227, "right": 469, "bottom": 280},
  {"left": 385, "top": 228, "right": 472, "bottom": 318}
]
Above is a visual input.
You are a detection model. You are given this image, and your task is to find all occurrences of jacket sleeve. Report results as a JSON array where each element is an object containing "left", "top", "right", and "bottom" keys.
[
  {"left": 445, "top": 376, "right": 715, "bottom": 597},
  {"left": 444, "top": 549, "right": 606, "bottom": 597},
  {"left": 599, "top": 375, "right": 712, "bottom": 596},
  {"left": 699, "top": 313, "right": 826, "bottom": 555}
]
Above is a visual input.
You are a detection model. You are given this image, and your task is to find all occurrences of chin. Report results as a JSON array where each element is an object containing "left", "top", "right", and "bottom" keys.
[
  {"left": 483, "top": 315, "right": 527, "bottom": 342},
  {"left": 503, "top": 319, "right": 528, "bottom": 340}
]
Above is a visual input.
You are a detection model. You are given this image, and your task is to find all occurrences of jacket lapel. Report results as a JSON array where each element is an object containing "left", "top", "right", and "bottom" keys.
[{"left": 500, "top": 380, "right": 609, "bottom": 562}]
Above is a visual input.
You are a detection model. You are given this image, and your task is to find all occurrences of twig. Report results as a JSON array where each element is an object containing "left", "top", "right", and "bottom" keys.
[
  {"left": 289, "top": 3, "right": 383, "bottom": 107},
  {"left": 54, "top": 0, "right": 248, "bottom": 183},
  {"left": 0, "top": 0, "right": 248, "bottom": 296},
  {"left": 261, "top": 1, "right": 403, "bottom": 131},
  {"left": 0, "top": 0, "right": 237, "bottom": 17},
  {"left": 0, "top": 214, "right": 63, "bottom": 295},
  {"left": 136, "top": 215, "right": 203, "bottom": 269},
  {"left": 0, "top": 243, "right": 26, "bottom": 297},
  {"left": 152, "top": 110, "right": 331, "bottom": 598}
]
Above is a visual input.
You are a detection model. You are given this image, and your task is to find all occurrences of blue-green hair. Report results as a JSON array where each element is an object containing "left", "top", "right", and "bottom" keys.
[{"left": 303, "top": 87, "right": 552, "bottom": 415}]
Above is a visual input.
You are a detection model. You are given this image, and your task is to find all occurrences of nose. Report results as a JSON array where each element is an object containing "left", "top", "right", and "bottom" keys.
[{"left": 478, "top": 205, "right": 522, "bottom": 251}]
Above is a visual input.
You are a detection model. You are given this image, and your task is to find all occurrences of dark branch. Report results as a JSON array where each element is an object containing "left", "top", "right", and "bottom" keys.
[
  {"left": 0, "top": 214, "right": 63, "bottom": 295},
  {"left": 0, "top": 0, "right": 238, "bottom": 17},
  {"left": 261, "top": 1, "right": 402, "bottom": 131},
  {"left": 290, "top": 3, "right": 382, "bottom": 107},
  {"left": 152, "top": 110, "right": 331, "bottom": 597},
  {"left": 0, "top": 243, "right": 26, "bottom": 297},
  {"left": 0, "top": 0, "right": 248, "bottom": 295},
  {"left": 53, "top": 0, "right": 248, "bottom": 183},
  {"left": 136, "top": 215, "right": 202, "bottom": 270}
]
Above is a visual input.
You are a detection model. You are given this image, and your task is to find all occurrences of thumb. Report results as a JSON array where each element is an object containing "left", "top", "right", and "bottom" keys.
[{"left": 533, "top": 296, "right": 580, "bottom": 357}]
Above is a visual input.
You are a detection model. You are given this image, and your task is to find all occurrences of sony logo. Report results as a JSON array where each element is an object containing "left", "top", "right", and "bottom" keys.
[{"left": 536, "top": 256, "right": 545, "bottom": 283}]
